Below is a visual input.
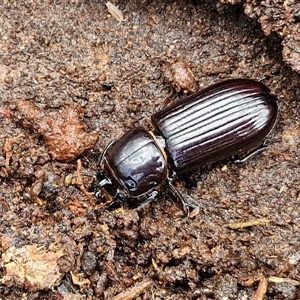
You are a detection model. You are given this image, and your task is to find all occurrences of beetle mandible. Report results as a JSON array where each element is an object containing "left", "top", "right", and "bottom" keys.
[{"left": 94, "top": 79, "right": 278, "bottom": 210}]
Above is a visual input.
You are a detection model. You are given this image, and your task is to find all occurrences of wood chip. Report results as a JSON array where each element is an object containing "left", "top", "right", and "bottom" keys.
[
  {"left": 227, "top": 218, "right": 270, "bottom": 229},
  {"left": 1, "top": 245, "right": 64, "bottom": 292},
  {"left": 105, "top": 1, "right": 124, "bottom": 22}
]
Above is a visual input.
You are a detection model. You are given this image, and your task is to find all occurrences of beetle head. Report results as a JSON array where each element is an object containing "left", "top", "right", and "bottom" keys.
[{"left": 94, "top": 170, "right": 128, "bottom": 207}]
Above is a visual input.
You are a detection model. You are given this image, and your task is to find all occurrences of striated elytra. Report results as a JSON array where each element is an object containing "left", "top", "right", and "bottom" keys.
[{"left": 94, "top": 79, "right": 279, "bottom": 209}]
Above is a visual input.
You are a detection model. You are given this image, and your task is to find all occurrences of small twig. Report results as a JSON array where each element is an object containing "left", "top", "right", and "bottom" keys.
[
  {"left": 112, "top": 279, "right": 152, "bottom": 300},
  {"left": 227, "top": 218, "right": 270, "bottom": 229},
  {"left": 76, "top": 159, "right": 95, "bottom": 206},
  {"left": 268, "top": 276, "right": 300, "bottom": 286}
]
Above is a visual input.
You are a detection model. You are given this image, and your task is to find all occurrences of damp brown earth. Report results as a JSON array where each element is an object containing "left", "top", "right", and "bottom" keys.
[{"left": 0, "top": 1, "right": 300, "bottom": 299}]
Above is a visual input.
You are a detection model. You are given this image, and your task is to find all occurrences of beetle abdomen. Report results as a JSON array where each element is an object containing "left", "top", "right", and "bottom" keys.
[{"left": 152, "top": 79, "right": 278, "bottom": 173}]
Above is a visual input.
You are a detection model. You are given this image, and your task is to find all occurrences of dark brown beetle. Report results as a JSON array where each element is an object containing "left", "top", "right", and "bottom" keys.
[{"left": 94, "top": 79, "right": 278, "bottom": 210}]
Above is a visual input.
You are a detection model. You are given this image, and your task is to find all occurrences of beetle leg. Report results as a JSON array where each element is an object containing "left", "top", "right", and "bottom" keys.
[
  {"left": 104, "top": 189, "right": 128, "bottom": 210},
  {"left": 167, "top": 179, "right": 200, "bottom": 216},
  {"left": 94, "top": 177, "right": 112, "bottom": 198},
  {"left": 234, "top": 141, "right": 268, "bottom": 163},
  {"left": 135, "top": 191, "right": 159, "bottom": 210},
  {"left": 183, "top": 194, "right": 201, "bottom": 209}
]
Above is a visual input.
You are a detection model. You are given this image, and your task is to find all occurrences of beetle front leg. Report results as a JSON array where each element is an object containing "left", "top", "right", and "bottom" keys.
[
  {"left": 105, "top": 189, "right": 128, "bottom": 210},
  {"left": 134, "top": 191, "right": 159, "bottom": 210}
]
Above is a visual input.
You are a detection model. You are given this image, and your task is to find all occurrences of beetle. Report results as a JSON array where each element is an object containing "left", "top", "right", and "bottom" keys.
[{"left": 94, "top": 79, "right": 278, "bottom": 210}]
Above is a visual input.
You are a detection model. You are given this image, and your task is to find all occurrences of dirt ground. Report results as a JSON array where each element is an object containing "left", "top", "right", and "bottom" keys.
[{"left": 0, "top": 1, "right": 300, "bottom": 299}]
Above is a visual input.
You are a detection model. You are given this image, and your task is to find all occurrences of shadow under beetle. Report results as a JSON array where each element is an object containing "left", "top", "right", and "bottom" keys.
[{"left": 94, "top": 79, "right": 279, "bottom": 210}]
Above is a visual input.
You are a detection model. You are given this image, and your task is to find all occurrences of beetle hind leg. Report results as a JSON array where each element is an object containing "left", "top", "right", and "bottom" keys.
[{"left": 234, "top": 141, "right": 268, "bottom": 163}]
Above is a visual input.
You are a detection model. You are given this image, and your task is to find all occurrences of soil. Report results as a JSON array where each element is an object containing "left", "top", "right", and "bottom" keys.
[
  {"left": 223, "top": 0, "right": 300, "bottom": 74},
  {"left": 0, "top": 1, "right": 300, "bottom": 299}
]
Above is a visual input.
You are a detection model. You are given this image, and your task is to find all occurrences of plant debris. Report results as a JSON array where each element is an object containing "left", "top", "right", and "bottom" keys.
[
  {"left": 111, "top": 279, "right": 152, "bottom": 300},
  {"left": 105, "top": 1, "right": 124, "bottom": 22},
  {"left": 252, "top": 276, "right": 268, "bottom": 300},
  {"left": 227, "top": 218, "right": 270, "bottom": 229}
]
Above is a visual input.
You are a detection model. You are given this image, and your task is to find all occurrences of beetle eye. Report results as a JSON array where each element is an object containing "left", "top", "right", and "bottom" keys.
[
  {"left": 96, "top": 171, "right": 106, "bottom": 181},
  {"left": 116, "top": 191, "right": 127, "bottom": 202}
]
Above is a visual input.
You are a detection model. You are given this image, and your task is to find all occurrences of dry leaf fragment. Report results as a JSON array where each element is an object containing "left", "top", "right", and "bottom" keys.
[{"left": 105, "top": 1, "right": 124, "bottom": 22}]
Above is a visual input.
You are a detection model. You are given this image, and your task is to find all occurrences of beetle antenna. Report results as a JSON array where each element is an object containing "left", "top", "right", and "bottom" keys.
[{"left": 80, "top": 172, "right": 93, "bottom": 178}]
